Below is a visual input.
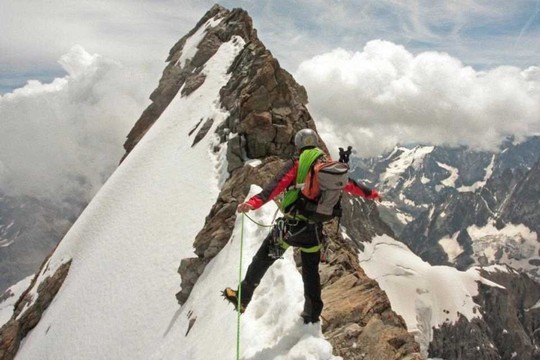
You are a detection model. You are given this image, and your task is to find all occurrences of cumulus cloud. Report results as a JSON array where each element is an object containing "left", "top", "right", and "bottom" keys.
[
  {"left": 0, "top": 45, "right": 160, "bottom": 202},
  {"left": 295, "top": 40, "right": 540, "bottom": 157}
]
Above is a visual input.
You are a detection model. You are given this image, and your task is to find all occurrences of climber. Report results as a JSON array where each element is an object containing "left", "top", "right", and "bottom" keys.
[{"left": 223, "top": 128, "right": 381, "bottom": 324}]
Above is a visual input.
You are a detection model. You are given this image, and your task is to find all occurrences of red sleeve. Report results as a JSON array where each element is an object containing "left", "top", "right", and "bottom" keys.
[
  {"left": 245, "top": 160, "right": 298, "bottom": 210},
  {"left": 344, "top": 179, "right": 379, "bottom": 200},
  {"left": 245, "top": 196, "right": 264, "bottom": 209}
]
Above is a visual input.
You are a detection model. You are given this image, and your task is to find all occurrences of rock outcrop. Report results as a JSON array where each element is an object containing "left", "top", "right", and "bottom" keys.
[
  {"left": 320, "top": 213, "right": 422, "bottom": 359},
  {"left": 0, "top": 259, "right": 71, "bottom": 360},
  {"left": 498, "top": 160, "right": 540, "bottom": 234}
]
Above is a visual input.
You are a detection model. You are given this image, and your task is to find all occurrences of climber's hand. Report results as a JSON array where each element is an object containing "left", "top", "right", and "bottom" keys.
[{"left": 237, "top": 202, "right": 254, "bottom": 213}]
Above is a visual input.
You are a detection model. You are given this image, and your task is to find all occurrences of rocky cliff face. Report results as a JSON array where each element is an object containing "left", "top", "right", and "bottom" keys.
[
  {"left": 498, "top": 160, "right": 540, "bottom": 234},
  {"left": 321, "top": 197, "right": 422, "bottom": 359},
  {"left": 1, "top": 4, "right": 423, "bottom": 360}
]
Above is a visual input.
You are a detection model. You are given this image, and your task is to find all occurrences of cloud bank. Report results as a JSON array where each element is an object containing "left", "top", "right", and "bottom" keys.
[
  {"left": 0, "top": 45, "right": 159, "bottom": 202},
  {"left": 295, "top": 40, "right": 540, "bottom": 157}
]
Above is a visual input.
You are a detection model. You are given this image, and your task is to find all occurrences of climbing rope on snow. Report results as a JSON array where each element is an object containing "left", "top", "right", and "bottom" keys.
[
  {"left": 243, "top": 207, "right": 280, "bottom": 228},
  {"left": 236, "top": 213, "right": 245, "bottom": 360},
  {"left": 235, "top": 208, "right": 279, "bottom": 359},
  {"left": 244, "top": 212, "right": 274, "bottom": 227}
]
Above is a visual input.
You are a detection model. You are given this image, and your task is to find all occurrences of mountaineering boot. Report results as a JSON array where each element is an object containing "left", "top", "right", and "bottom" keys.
[
  {"left": 301, "top": 311, "right": 320, "bottom": 324},
  {"left": 301, "top": 297, "right": 322, "bottom": 324},
  {"left": 222, "top": 287, "right": 247, "bottom": 313}
]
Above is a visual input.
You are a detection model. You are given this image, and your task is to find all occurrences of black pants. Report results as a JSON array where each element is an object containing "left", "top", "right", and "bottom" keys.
[{"left": 240, "top": 220, "right": 323, "bottom": 322}]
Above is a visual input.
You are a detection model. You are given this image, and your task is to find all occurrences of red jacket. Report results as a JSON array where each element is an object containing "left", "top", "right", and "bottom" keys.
[{"left": 245, "top": 158, "right": 379, "bottom": 210}]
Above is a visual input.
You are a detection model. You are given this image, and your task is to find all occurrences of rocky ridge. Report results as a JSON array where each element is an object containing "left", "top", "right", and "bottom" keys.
[{"left": 122, "top": 5, "right": 422, "bottom": 359}]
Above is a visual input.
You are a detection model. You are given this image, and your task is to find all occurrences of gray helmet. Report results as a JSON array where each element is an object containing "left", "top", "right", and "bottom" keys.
[{"left": 294, "top": 128, "right": 318, "bottom": 149}]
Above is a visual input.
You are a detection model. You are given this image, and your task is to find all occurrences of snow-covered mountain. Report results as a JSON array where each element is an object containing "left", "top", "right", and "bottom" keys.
[
  {"left": 350, "top": 138, "right": 540, "bottom": 357},
  {"left": 351, "top": 137, "right": 539, "bottom": 234},
  {"left": 1, "top": 5, "right": 538, "bottom": 360},
  {"left": 351, "top": 138, "right": 539, "bottom": 274},
  {"left": 393, "top": 143, "right": 540, "bottom": 279}
]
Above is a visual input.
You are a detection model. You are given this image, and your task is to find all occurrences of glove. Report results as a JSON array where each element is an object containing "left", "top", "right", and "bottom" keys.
[{"left": 237, "top": 202, "right": 255, "bottom": 213}]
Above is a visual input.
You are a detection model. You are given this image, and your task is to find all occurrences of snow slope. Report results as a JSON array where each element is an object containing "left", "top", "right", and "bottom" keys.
[
  {"left": 358, "top": 235, "right": 503, "bottom": 357},
  {"left": 14, "top": 18, "right": 340, "bottom": 360},
  {"left": 153, "top": 189, "right": 340, "bottom": 360},
  {"left": 379, "top": 146, "right": 434, "bottom": 188}
]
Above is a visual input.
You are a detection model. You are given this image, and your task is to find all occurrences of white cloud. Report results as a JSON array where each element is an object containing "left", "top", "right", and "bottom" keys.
[
  {"left": 1, "top": 1, "right": 539, "bottom": 201},
  {"left": 295, "top": 40, "right": 540, "bottom": 157},
  {"left": 0, "top": 0, "right": 213, "bottom": 86},
  {"left": 0, "top": 45, "right": 159, "bottom": 202}
]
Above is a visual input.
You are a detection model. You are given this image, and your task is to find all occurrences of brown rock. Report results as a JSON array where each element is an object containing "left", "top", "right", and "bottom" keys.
[
  {"left": 181, "top": 73, "right": 206, "bottom": 97},
  {"left": 0, "top": 261, "right": 71, "bottom": 360}
]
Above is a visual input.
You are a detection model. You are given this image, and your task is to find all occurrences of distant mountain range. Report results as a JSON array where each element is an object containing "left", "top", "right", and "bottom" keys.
[
  {"left": 351, "top": 136, "right": 540, "bottom": 280},
  {"left": 0, "top": 193, "right": 83, "bottom": 293}
]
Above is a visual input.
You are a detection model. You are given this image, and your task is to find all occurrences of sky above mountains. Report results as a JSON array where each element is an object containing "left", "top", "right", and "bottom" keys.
[
  {"left": 0, "top": 1, "right": 539, "bottom": 203},
  {"left": 2, "top": 0, "right": 539, "bottom": 92}
]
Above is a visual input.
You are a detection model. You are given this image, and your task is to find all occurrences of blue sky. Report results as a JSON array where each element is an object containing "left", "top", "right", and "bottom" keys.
[{"left": 1, "top": 0, "right": 539, "bottom": 93}]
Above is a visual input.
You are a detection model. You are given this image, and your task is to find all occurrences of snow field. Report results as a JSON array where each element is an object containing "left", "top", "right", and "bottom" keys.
[{"left": 358, "top": 235, "right": 503, "bottom": 357}]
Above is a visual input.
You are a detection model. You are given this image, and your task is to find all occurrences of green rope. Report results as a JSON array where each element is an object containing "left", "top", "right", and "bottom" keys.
[
  {"left": 236, "top": 213, "right": 245, "bottom": 360},
  {"left": 244, "top": 212, "right": 274, "bottom": 227}
]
